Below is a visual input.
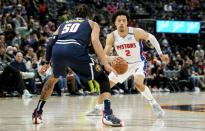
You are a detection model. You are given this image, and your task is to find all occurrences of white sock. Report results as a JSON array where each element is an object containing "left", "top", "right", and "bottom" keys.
[
  {"left": 95, "top": 103, "right": 103, "bottom": 110},
  {"left": 140, "top": 86, "right": 156, "bottom": 105}
]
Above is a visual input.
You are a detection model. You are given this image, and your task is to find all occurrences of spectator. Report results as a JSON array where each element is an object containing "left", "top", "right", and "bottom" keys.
[
  {"left": 176, "top": 54, "right": 184, "bottom": 66},
  {"left": 38, "top": 59, "right": 66, "bottom": 96},
  {"left": 28, "top": 33, "right": 39, "bottom": 51},
  {"left": 10, "top": 52, "right": 37, "bottom": 93},
  {"left": 0, "top": 63, "right": 32, "bottom": 98},
  {"left": 164, "top": 2, "right": 173, "bottom": 12},
  {"left": 16, "top": 22, "right": 33, "bottom": 39},
  {"left": 124, "top": 75, "right": 136, "bottom": 94},
  {"left": 194, "top": 45, "right": 204, "bottom": 63},
  {"left": 39, "top": 0, "right": 47, "bottom": 25},
  {"left": 199, "top": 68, "right": 205, "bottom": 89},
  {"left": 107, "top": 2, "right": 117, "bottom": 13},
  {"left": 12, "top": 12, "right": 27, "bottom": 28},
  {"left": 0, "top": 48, "right": 6, "bottom": 62},
  {"left": 179, "top": 62, "right": 194, "bottom": 91},
  {"left": 137, "top": 4, "right": 145, "bottom": 15},
  {"left": 0, "top": 35, "right": 6, "bottom": 49},
  {"left": 66, "top": 68, "right": 76, "bottom": 95},
  {"left": 5, "top": 46, "right": 15, "bottom": 62},
  {"left": 25, "top": 47, "right": 35, "bottom": 61},
  {"left": 4, "top": 23, "right": 16, "bottom": 46}
]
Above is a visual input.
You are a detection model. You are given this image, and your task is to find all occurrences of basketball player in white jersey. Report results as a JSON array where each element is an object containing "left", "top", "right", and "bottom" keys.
[{"left": 86, "top": 10, "right": 169, "bottom": 118}]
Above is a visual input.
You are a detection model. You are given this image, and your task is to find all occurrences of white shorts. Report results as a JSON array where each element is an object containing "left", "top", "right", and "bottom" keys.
[{"left": 109, "top": 61, "right": 147, "bottom": 84}]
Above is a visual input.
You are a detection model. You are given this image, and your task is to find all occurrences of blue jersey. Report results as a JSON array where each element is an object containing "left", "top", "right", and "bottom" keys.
[
  {"left": 57, "top": 18, "right": 92, "bottom": 47},
  {"left": 49, "top": 18, "right": 104, "bottom": 81}
]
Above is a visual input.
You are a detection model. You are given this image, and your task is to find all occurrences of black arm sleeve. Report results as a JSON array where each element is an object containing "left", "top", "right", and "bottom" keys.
[{"left": 46, "top": 35, "right": 58, "bottom": 64}]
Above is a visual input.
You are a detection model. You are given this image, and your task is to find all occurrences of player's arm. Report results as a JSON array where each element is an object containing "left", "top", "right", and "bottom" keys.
[
  {"left": 46, "top": 26, "right": 60, "bottom": 64},
  {"left": 104, "top": 32, "right": 115, "bottom": 63},
  {"left": 134, "top": 28, "right": 169, "bottom": 64},
  {"left": 40, "top": 26, "right": 60, "bottom": 74},
  {"left": 89, "top": 20, "right": 118, "bottom": 75},
  {"left": 89, "top": 21, "right": 108, "bottom": 65}
]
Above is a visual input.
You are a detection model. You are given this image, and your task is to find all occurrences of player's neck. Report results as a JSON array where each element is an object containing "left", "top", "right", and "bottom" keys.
[{"left": 117, "top": 27, "right": 129, "bottom": 38}]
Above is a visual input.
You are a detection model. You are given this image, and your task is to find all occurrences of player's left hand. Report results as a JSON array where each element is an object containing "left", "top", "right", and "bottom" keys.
[
  {"left": 159, "top": 54, "right": 169, "bottom": 64},
  {"left": 40, "top": 64, "right": 50, "bottom": 74},
  {"left": 104, "top": 64, "right": 118, "bottom": 76}
]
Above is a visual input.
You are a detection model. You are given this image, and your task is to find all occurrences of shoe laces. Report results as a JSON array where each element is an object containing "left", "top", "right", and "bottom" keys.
[{"left": 104, "top": 110, "right": 120, "bottom": 123}]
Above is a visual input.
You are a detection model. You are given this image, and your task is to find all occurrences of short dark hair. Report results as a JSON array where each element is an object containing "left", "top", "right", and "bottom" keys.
[
  {"left": 74, "top": 4, "right": 92, "bottom": 19},
  {"left": 111, "top": 9, "right": 130, "bottom": 24}
]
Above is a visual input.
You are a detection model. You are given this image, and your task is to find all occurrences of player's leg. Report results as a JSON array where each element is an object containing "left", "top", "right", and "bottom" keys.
[
  {"left": 86, "top": 70, "right": 130, "bottom": 116},
  {"left": 95, "top": 73, "right": 123, "bottom": 127},
  {"left": 134, "top": 74, "right": 165, "bottom": 118},
  {"left": 134, "top": 61, "right": 164, "bottom": 118},
  {"left": 98, "top": 80, "right": 116, "bottom": 104},
  {"left": 32, "top": 54, "right": 67, "bottom": 124},
  {"left": 32, "top": 75, "right": 59, "bottom": 124},
  {"left": 72, "top": 56, "right": 123, "bottom": 126},
  {"left": 86, "top": 80, "right": 116, "bottom": 116}
]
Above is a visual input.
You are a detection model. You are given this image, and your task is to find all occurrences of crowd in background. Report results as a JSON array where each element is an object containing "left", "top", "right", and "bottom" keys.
[{"left": 0, "top": 0, "right": 204, "bottom": 97}]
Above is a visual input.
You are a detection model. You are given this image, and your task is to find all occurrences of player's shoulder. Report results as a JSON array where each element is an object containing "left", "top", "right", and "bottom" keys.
[
  {"left": 88, "top": 20, "right": 99, "bottom": 29},
  {"left": 133, "top": 27, "right": 145, "bottom": 33},
  {"left": 133, "top": 27, "right": 148, "bottom": 38}
]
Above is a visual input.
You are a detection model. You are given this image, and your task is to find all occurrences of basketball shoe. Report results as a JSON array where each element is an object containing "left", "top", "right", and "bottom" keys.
[
  {"left": 86, "top": 107, "right": 102, "bottom": 116},
  {"left": 32, "top": 109, "right": 43, "bottom": 124},
  {"left": 152, "top": 103, "right": 165, "bottom": 118},
  {"left": 22, "top": 89, "right": 32, "bottom": 98},
  {"left": 102, "top": 110, "right": 123, "bottom": 127}
]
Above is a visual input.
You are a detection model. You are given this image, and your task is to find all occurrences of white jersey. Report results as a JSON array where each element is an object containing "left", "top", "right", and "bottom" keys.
[{"left": 113, "top": 27, "right": 146, "bottom": 63}]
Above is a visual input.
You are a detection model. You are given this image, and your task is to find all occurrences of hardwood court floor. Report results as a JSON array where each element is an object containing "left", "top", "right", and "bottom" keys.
[{"left": 0, "top": 92, "right": 205, "bottom": 131}]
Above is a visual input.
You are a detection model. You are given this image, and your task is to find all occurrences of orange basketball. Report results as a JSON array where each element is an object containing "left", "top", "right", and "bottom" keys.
[{"left": 111, "top": 57, "right": 128, "bottom": 74}]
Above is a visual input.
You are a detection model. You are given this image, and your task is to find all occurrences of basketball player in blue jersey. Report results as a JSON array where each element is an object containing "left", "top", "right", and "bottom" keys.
[
  {"left": 32, "top": 4, "right": 123, "bottom": 127},
  {"left": 86, "top": 10, "right": 169, "bottom": 118}
]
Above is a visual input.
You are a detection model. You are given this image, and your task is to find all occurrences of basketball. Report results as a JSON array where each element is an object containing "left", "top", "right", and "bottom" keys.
[{"left": 111, "top": 57, "right": 128, "bottom": 74}]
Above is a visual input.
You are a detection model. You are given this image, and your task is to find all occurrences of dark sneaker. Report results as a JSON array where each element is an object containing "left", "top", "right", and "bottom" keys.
[{"left": 102, "top": 110, "right": 123, "bottom": 127}]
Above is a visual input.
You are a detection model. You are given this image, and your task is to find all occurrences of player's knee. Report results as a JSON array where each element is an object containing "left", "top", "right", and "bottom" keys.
[
  {"left": 95, "top": 73, "right": 111, "bottom": 94},
  {"left": 134, "top": 82, "right": 145, "bottom": 91}
]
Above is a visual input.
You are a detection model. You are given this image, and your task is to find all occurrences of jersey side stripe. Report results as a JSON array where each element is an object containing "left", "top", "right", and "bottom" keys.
[{"left": 139, "top": 40, "right": 146, "bottom": 61}]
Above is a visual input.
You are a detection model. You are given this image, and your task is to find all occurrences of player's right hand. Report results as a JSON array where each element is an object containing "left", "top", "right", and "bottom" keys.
[
  {"left": 110, "top": 56, "right": 124, "bottom": 64},
  {"left": 40, "top": 64, "right": 50, "bottom": 75},
  {"left": 104, "top": 64, "right": 118, "bottom": 76}
]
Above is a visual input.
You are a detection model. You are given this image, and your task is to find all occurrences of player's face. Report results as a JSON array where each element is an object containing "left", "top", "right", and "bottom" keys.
[{"left": 115, "top": 15, "right": 128, "bottom": 32}]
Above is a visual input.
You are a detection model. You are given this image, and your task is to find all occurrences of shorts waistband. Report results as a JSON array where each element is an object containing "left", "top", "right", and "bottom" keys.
[{"left": 56, "top": 39, "right": 81, "bottom": 46}]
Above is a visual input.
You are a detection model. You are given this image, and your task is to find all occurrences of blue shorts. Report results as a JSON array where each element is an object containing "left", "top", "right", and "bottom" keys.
[{"left": 51, "top": 43, "right": 103, "bottom": 82}]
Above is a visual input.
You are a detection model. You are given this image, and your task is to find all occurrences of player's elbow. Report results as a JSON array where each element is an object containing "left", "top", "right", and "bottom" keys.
[{"left": 91, "top": 38, "right": 100, "bottom": 46}]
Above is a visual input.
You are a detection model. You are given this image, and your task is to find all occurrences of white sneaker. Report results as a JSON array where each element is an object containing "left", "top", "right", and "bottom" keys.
[
  {"left": 194, "top": 87, "right": 200, "bottom": 92},
  {"left": 22, "top": 72, "right": 35, "bottom": 79},
  {"left": 152, "top": 88, "right": 159, "bottom": 92},
  {"left": 164, "top": 88, "right": 170, "bottom": 92},
  {"left": 119, "top": 89, "right": 124, "bottom": 94},
  {"left": 22, "top": 90, "right": 32, "bottom": 98},
  {"left": 86, "top": 107, "right": 102, "bottom": 116},
  {"left": 159, "top": 88, "right": 163, "bottom": 92},
  {"left": 152, "top": 103, "right": 165, "bottom": 118}
]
